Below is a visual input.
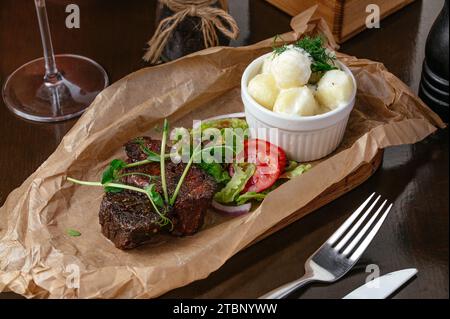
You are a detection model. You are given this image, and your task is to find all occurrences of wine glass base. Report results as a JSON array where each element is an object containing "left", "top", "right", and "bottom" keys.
[{"left": 2, "top": 54, "right": 109, "bottom": 123}]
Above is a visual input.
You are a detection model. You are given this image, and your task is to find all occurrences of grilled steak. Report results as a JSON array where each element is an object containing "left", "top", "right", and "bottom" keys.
[
  {"left": 99, "top": 191, "right": 161, "bottom": 249},
  {"left": 124, "top": 137, "right": 218, "bottom": 236},
  {"left": 99, "top": 136, "right": 217, "bottom": 249},
  {"left": 124, "top": 137, "right": 162, "bottom": 161}
]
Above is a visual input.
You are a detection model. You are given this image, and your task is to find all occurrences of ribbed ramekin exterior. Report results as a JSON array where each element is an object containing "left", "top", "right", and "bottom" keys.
[{"left": 244, "top": 109, "right": 350, "bottom": 162}]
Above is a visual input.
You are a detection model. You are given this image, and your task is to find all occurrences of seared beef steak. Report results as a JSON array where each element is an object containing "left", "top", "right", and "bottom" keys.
[
  {"left": 124, "top": 136, "right": 162, "bottom": 161},
  {"left": 122, "top": 162, "right": 217, "bottom": 236},
  {"left": 165, "top": 162, "right": 217, "bottom": 236},
  {"left": 99, "top": 136, "right": 217, "bottom": 249},
  {"left": 99, "top": 191, "right": 161, "bottom": 249},
  {"left": 123, "top": 137, "right": 218, "bottom": 236}
]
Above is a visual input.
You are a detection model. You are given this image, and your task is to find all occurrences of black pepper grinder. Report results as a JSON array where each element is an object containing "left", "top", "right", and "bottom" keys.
[{"left": 419, "top": 0, "right": 449, "bottom": 122}]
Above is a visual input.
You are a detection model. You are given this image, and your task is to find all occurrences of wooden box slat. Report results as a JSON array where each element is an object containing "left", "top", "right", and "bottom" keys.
[{"left": 266, "top": 0, "right": 414, "bottom": 43}]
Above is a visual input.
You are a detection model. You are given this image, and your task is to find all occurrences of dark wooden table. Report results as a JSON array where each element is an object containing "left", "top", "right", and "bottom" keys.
[{"left": 0, "top": 0, "right": 448, "bottom": 299}]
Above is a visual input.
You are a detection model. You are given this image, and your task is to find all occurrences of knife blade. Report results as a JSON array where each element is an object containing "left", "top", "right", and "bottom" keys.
[{"left": 343, "top": 268, "right": 418, "bottom": 299}]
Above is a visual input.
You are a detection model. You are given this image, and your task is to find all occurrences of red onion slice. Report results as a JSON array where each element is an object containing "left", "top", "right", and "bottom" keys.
[{"left": 212, "top": 200, "right": 251, "bottom": 216}]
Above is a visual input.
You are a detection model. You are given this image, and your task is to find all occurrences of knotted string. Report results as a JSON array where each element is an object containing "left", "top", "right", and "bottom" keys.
[{"left": 143, "top": 0, "right": 239, "bottom": 64}]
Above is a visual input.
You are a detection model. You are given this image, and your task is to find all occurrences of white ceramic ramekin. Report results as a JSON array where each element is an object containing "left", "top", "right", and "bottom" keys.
[{"left": 241, "top": 53, "right": 357, "bottom": 162}]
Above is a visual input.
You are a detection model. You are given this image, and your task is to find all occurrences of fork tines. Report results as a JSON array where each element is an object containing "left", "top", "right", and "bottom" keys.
[{"left": 327, "top": 192, "right": 393, "bottom": 261}]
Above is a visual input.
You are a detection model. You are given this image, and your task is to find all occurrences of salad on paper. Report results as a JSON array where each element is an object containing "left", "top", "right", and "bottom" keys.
[
  {"left": 192, "top": 117, "right": 311, "bottom": 215},
  {"left": 67, "top": 116, "right": 311, "bottom": 249}
]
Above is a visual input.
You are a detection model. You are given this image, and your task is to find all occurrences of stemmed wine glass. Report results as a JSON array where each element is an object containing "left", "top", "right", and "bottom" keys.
[{"left": 2, "top": 0, "right": 109, "bottom": 122}]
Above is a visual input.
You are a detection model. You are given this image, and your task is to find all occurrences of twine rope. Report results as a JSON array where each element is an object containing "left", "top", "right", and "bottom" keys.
[{"left": 143, "top": 0, "right": 239, "bottom": 63}]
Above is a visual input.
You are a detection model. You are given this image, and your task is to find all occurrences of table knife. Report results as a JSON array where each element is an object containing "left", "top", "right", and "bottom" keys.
[{"left": 343, "top": 268, "right": 418, "bottom": 299}]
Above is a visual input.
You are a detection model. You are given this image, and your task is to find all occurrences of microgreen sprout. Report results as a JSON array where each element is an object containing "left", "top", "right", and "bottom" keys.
[
  {"left": 160, "top": 119, "right": 170, "bottom": 204},
  {"left": 67, "top": 177, "right": 172, "bottom": 228},
  {"left": 169, "top": 144, "right": 201, "bottom": 206}
]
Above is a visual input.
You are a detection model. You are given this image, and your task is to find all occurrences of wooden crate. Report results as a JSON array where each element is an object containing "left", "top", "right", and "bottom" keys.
[{"left": 266, "top": 0, "right": 415, "bottom": 43}]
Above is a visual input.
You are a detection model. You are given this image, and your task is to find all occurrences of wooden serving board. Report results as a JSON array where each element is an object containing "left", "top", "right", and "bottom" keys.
[{"left": 250, "top": 149, "right": 384, "bottom": 246}]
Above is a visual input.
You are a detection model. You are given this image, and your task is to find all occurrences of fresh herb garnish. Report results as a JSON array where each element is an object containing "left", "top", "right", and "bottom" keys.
[
  {"left": 67, "top": 177, "right": 172, "bottom": 228},
  {"left": 102, "top": 159, "right": 128, "bottom": 193},
  {"left": 273, "top": 45, "right": 288, "bottom": 56},
  {"left": 169, "top": 144, "right": 202, "bottom": 206},
  {"left": 101, "top": 159, "right": 160, "bottom": 194},
  {"left": 125, "top": 137, "right": 176, "bottom": 170},
  {"left": 272, "top": 34, "right": 288, "bottom": 55},
  {"left": 118, "top": 172, "right": 158, "bottom": 181},
  {"left": 145, "top": 184, "right": 164, "bottom": 209},
  {"left": 134, "top": 137, "right": 161, "bottom": 162},
  {"left": 272, "top": 35, "right": 337, "bottom": 73},
  {"left": 67, "top": 229, "right": 81, "bottom": 237},
  {"left": 160, "top": 119, "right": 170, "bottom": 204},
  {"left": 296, "top": 36, "right": 336, "bottom": 72}
]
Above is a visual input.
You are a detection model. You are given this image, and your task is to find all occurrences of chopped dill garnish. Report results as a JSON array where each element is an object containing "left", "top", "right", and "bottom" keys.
[
  {"left": 296, "top": 36, "right": 337, "bottom": 72},
  {"left": 272, "top": 35, "right": 337, "bottom": 73},
  {"left": 272, "top": 35, "right": 288, "bottom": 56}
]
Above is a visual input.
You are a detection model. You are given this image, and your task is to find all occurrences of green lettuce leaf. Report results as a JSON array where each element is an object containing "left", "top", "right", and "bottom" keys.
[
  {"left": 235, "top": 192, "right": 266, "bottom": 205},
  {"left": 214, "top": 164, "right": 255, "bottom": 204},
  {"left": 192, "top": 118, "right": 249, "bottom": 182},
  {"left": 281, "top": 164, "right": 312, "bottom": 179},
  {"left": 199, "top": 118, "right": 249, "bottom": 131},
  {"left": 196, "top": 162, "right": 230, "bottom": 184}
]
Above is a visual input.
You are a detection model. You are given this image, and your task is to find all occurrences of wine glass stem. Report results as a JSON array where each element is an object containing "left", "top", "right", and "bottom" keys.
[{"left": 34, "top": 0, "right": 59, "bottom": 81}]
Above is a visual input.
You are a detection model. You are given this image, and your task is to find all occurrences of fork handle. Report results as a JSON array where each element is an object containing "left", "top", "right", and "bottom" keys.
[{"left": 259, "top": 275, "right": 316, "bottom": 299}]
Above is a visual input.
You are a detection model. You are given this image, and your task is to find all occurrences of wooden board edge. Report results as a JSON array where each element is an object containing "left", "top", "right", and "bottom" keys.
[{"left": 247, "top": 149, "right": 384, "bottom": 247}]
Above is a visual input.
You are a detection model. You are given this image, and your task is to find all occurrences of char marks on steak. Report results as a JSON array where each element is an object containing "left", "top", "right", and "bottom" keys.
[
  {"left": 124, "top": 136, "right": 162, "bottom": 162},
  {"left": 99, "top": 136, "right": 218, "bottom": 249},
  {"left": 99, "top": 191, "right": 161, "bottom": 249}
]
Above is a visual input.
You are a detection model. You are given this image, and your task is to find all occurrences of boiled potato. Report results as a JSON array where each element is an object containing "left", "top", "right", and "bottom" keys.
[
  {"left": 315, "top": 105, "right": 332, "bottom": 115},
  {"left": 273, "top": 86, "right": 319, "bottom": 116},
  {"left": 316, "top": 70, "right": 354, "bottom": 109},
  {"left": 248, "top": 73, "right": 279, "bottom": 109},
  {"left": 261, "top": 56, "right": 273, "bottom": 74},
  {"left": 271, "top": 48, "right": 312, "bottom": 89}
]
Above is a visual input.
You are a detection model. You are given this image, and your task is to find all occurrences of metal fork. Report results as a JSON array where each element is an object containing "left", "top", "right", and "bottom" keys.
[{"left": 259, "top": 193, "right": 393, "bottom": 299}]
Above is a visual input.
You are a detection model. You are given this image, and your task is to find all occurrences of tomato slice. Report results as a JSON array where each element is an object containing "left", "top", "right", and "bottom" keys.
[{"left": 231, "top": 139, "right": 287, "bottom": 193}]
